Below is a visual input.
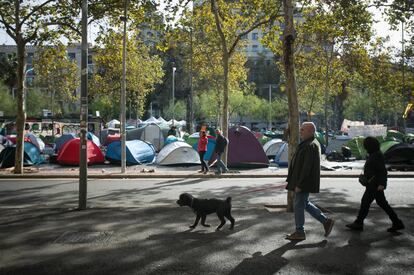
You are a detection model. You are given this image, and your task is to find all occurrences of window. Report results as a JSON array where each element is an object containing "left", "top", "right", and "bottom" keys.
[
  {"left": 252, "top": 45, "right": 258, "bottom": 52},
  {"left": 88, "top": 55, "right": 93, "bottom": 64},
  {"left": 241, "top": 34, "right": 248, "bottom": 40},
  {"left": 68, "top": 52, "right": 76, "bottom": 61},
  {"left": 252, "top": 33, "right": 259, "bottom": 40},
  {"left": 26, "top": 52, "right": 34, "bottom": 64}
]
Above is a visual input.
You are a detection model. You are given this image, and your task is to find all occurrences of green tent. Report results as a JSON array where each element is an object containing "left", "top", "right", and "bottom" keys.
[
  {"left": 386, "top": 130, "right": 404, "bottom": 142},
  {"left": 345, "top": 136, "right": 367, "bottom": 159},
  {"left": 404, "top": 133, "right": 414, "bottom": 144},
  {"left": 258, "top": 135, "right": 270, "bottom": 145},
  {"left": 380, "top": 140, "right": 400, "bottom": 154},
  {"left": 315, "top": 131, "right": 326, "bottom": 145}
]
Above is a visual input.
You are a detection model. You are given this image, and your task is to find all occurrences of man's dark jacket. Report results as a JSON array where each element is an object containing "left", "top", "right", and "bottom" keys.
[
  {"left": 286, "top": 137, "right": 321, "bottom": 193},
  {"left": 364, "top": 151, "right": 388, "bottom": 190},
  {"left": 215, "top": 134, "right": 228, "bottom": 154}
]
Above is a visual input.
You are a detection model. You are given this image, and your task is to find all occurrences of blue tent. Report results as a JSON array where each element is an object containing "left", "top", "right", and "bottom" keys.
[
  {"left": 165, "top": 135, "right": 184, "bottom": 146},
  {"left": 87, "top": 132, "right": 101, "bottom": 147},
  {"left": 0, "top": 142, "right": 44, "bottom": 168},
  {"left": 106, "top": 140, "right": 156, "bottom": 165},
  {"left": 193, "top": 138, "right": 216, "bottom": 162},
  {"left": 55, "top": 133, "right": 76, "bottom": 153}
]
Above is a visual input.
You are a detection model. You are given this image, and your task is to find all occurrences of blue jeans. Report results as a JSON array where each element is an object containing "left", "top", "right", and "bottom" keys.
[
  {"left": 294, "top": 192, "right": 327, "bottom": 233},
  {"left": 216, "top": 153, "right": 229, "bottom": 174}
]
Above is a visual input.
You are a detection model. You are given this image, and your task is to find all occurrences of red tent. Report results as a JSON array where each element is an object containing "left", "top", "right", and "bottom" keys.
[
  {"left": 104, "top": 134, "right": 121, "bottom": 146},
  {"left": 57, "top": 138, "right": 104, "bottom": 165}
]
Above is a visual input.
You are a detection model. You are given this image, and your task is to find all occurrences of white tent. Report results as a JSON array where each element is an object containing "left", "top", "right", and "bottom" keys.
[
  {"left": 157, "top": 117, "right": 167, "bottom": 124},
  {"left": 167, "top": 119, "right": 181, "bottom": 126},
  {"left": 274, "top": 142, "right": 289, "bottom": 167},
  {"left": 178, "top": 120, "right": 186, "bottom": 126},
  {"left": 25, "top": 133, "right": 45, "bottom": 152},
  {"left": 144, "top": 116, "right": 160, "bottom": 124},
  {"left": 263, "top": 138, "right": 283, "bottom": 157},
  {"left": 156, "top": 141, "right": 200, "bottom": 165},
  {"left": 126, "top": 123, "right": 165, "bottom": 151},
  {"left": 107, "top": 119, "right": 121, "bottom": 129}
]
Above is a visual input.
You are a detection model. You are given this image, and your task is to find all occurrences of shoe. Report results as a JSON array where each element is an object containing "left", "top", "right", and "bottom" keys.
[
  {"left": 198, "top": 170, "right": 204, "bottom": 173},
  {"left": 203, "top": 170, "right": 209, "bottom": 174},
  {"left": 323, "top": 218, "right": 335, "bottom": 237},
  {"left": 285, "top": 231, "right": 306, "bottom": 241},
  {"left": 346, "top": 222, "right": 363, "bottom": 231},
  {"left": 387, "top": 220, "right": 405, "bottom": 232}
]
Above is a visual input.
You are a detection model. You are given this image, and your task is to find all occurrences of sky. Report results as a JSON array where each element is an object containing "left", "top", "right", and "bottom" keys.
[{"left": 0, "top": 3, "right": 407, "bottom": 56}]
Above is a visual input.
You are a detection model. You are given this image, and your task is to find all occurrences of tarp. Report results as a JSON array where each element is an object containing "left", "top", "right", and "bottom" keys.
[
  {"left": 165, "top": 135, "right": 184, "bottom": 146},
  {"left": 25, "top": 133, "right": 45, "bottom": 152},
  {"left": 384, "top": 143, "right": 414, "bottom": 164},
  {"left": 156, "top": 141, "right": 200, "bottom": 166},
  {"left": 106, "top": 140, "right": 155, "bottom": 165},
  {"left": 193, "top": 137, "right": 217, "bottom": 162},
  {"left": 345, "top": 136, "right": 367, "bottom": 159},
  {"left": 55, "top": 133, "right": 76, "bottom": 153},
  {"left": 228, "top": 126, "right": 269, "bottom": 168},
  {"left": 57, "top": 138, "right": 104, "bottom": 165},
  {"left": 126, "top": 123, "right": 165, "bottom": 151},
  {"left": 87, "top": 132, "right": 101, "bottom": 147},
  {"left": 0, "top": 142, "right": 44, "bottom": 168},
  {"left": 380, "top": 140, "right": 400, "bottom": 154},
  {"left": 386, "top": 130, "right": 404, "bottom": 142},
  {"left": 340, "top": 119, "right": 364, "bottom": 133},
  {"left": 263, "top": 139, "right": 284, "bottom": 157}
]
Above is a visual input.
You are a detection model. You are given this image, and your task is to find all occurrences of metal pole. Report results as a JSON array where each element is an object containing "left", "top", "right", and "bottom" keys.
[
  {"left": 172, "top": 67, "right": 176, "bottom": 125},
  {"left": 79, "top": 0, "right": 88, "bottom": 210},
  {"left": 402, "top": 21, "right": 406, "bottom": 99},
  {"left": 120, "top": 0, "right": 128, "bottom": 173},
  {"left": 268, "top": 84, "right": 272, "bottom": 130}
]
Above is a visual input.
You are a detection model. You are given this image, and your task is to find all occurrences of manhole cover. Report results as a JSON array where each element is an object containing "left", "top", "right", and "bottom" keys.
[{"left": 54, "top": 231, "right": 113, "bottom": 244}]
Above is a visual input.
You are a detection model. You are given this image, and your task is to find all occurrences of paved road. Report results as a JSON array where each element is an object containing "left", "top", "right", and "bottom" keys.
[{"left": 0, "top": 178, "right": 413, "bottom": 275}]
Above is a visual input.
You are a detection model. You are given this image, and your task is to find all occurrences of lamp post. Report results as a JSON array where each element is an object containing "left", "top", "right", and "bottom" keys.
[
  {"left": 172, "top": 66, "right": 176, "bottom": 125},
  {"left": 120, "top": 0, "right": 128, "bottom": 173},
  {"left": 79, "top": 0, "right": 88, "bottom": 210}
]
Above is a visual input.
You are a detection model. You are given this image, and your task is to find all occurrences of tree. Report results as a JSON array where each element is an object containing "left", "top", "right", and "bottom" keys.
[
  {"left": 33, "top": 42, "right": 79, "bottom": 116},
  {"left": 89, "top": 29, "right": 164, "bottom": 120},
  {"left": 0, "top": 83, "right": 15, "bottom": 116},
  {"left": 0, "top": 52, "right": 17, "bottom": 92}
]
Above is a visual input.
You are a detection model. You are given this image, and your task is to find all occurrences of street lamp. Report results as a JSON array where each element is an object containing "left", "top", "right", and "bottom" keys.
[{"left": 172, "top": 66, "right": 176, "bottom": 125}]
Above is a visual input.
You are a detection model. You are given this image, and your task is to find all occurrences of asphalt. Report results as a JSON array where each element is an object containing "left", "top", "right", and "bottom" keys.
[{"left": 0, "top": 178, "right": 413, "bottom": 275}]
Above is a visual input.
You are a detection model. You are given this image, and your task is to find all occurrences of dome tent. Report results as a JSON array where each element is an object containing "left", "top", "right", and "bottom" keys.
[
  {"left": 156, "top": 141, "right": 200, "bottom": 166},
  {"left": 106, "top": 140, "right": 155, "bottom": 165},
  {"left": 57, "top": 138, "right": 104, "bottom": 165}
]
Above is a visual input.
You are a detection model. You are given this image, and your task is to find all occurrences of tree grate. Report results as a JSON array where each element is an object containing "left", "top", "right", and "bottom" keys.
[{"left": 54, "top": 231, "right": 113, "bottom": 244}]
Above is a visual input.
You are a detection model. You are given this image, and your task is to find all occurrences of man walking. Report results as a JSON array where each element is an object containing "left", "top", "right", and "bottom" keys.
[
  {"left": 285, "top": 122, "right": 334, "bottom": 241},
  {"left": 214, "top": 129, "right": 229, "bottom": 175}
]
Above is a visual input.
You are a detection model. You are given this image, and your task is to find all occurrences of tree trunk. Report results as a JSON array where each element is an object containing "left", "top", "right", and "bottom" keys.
[
  {"left": 222, "top": 52, "right": 230, "bottom": 164},
  {"left": 14, "top": 39, "right": 26, "bottom": 174},
  {"left": 283, "top": 0, "right": 299, "bottom": 212}
]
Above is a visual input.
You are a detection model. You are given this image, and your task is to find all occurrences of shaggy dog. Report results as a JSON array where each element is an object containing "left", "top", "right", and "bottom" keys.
[{"left": 176, "top": 193, "right": 235, "bottom": 231}]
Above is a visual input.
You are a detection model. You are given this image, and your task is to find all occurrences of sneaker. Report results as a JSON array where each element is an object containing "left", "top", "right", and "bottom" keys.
[
  {"left": 387, "top": 220, "right": 405, "bottom": 232},
  {"left": 346, "top": 222, "right": 363, "bottom": 231},
  {"left": 323, "top": 218, "right": 335, "bottom": 237},
  {"left": 285, "top": 231, "right": 306, "bottom": 241}
]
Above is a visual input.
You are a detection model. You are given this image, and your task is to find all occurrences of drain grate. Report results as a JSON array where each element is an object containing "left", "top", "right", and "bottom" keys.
[{"left": 54, "top": 231, "right": 113, "bottom": 244}]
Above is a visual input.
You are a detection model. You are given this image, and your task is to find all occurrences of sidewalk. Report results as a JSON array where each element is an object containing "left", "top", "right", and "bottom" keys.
[
  {"left": 1, "top": 178, "right": 413, "bottom": 275},
  {"left": 1, "top": 162, "right": 413, "bottom": 178}
]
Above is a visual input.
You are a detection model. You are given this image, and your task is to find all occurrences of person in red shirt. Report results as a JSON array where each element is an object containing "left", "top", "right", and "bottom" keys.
[{"left": 197, "top": 130, "right": 209, "bottom": 174}]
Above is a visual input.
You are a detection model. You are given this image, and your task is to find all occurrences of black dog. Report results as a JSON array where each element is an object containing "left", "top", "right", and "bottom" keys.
[{"left": 176, "top": 193, "right": 235, "bottom": 231}]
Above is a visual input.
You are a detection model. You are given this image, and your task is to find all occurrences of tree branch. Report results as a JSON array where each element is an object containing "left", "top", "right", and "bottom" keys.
[
  {"left": 0, "top": 14, "right": 17, "bottom": 40},
  {"left": 21, "top": 0, "right": 56, "bottom": 26}
]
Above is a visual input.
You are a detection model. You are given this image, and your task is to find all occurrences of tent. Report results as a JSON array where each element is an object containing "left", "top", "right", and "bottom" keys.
[
  {"left": 100, "top": 128, "right": 119, "bottom": 145},
  {"left": 107, "top": 119, "right": 120, "bottom": 129},
  {"left": 126, "top": 123, "right": 165, "bottom": 151},
  {"left": 228, "top": 126, "right": 269, "bottom": 168},
  {"left": 386, "top": 130, "right": 404, "bottom": 142},
  {"left": 165, "top": 135, "right": 184, "bottom": 146},
  {"left": 57, "top": 138, "right": 104, "bottom": 165},
  {"left": 106, "top": 140, "right": 155, "bottom": 165},
  {"left": 87, "top": 132, "right": 101, "bottom": 147},
  {"left": 55, "top": 133, "right": 76, "bottom": 153},
  {"left": 274, "top": 142, "right": 289, "bottom": 167},
  {"left": 156, "top": 141, "right": 200, "bottom": 166},
  {"left": 186, "top": 132, "right": 215, "bottom": 147},
  {"left": 157, "top": 117, "right": 168, "bottom": 124},
  {"left": 380, "top": 140, "right": 400, "bottom": 154},
  {"left": 384, "top": 143, "right": 414, "bottom": 164},
  {"left": 167, "top": 119, "right": 181, "bottom": 126},
  {"left": 193, "top": 137, "right": 217, "bottom": 162},
  {"left": 263, "top": 139, "right": 284, "bottom": 157},
  {"left": 345, "top": 136, "right": 367, "bottom": 160},
  {"left": 0, "top": 142, "right": 44, "bottom": 168},
  {"left": 144, "top": 116, "right": 160, "bottom": 124},
  {"left": 25, "top": 133, "right": 45, "bottom": 152}
]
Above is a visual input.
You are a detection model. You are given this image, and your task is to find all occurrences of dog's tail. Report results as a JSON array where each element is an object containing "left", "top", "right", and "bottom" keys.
[{"left": 226, "top": 197, "right": 232, "bottom": 203}]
